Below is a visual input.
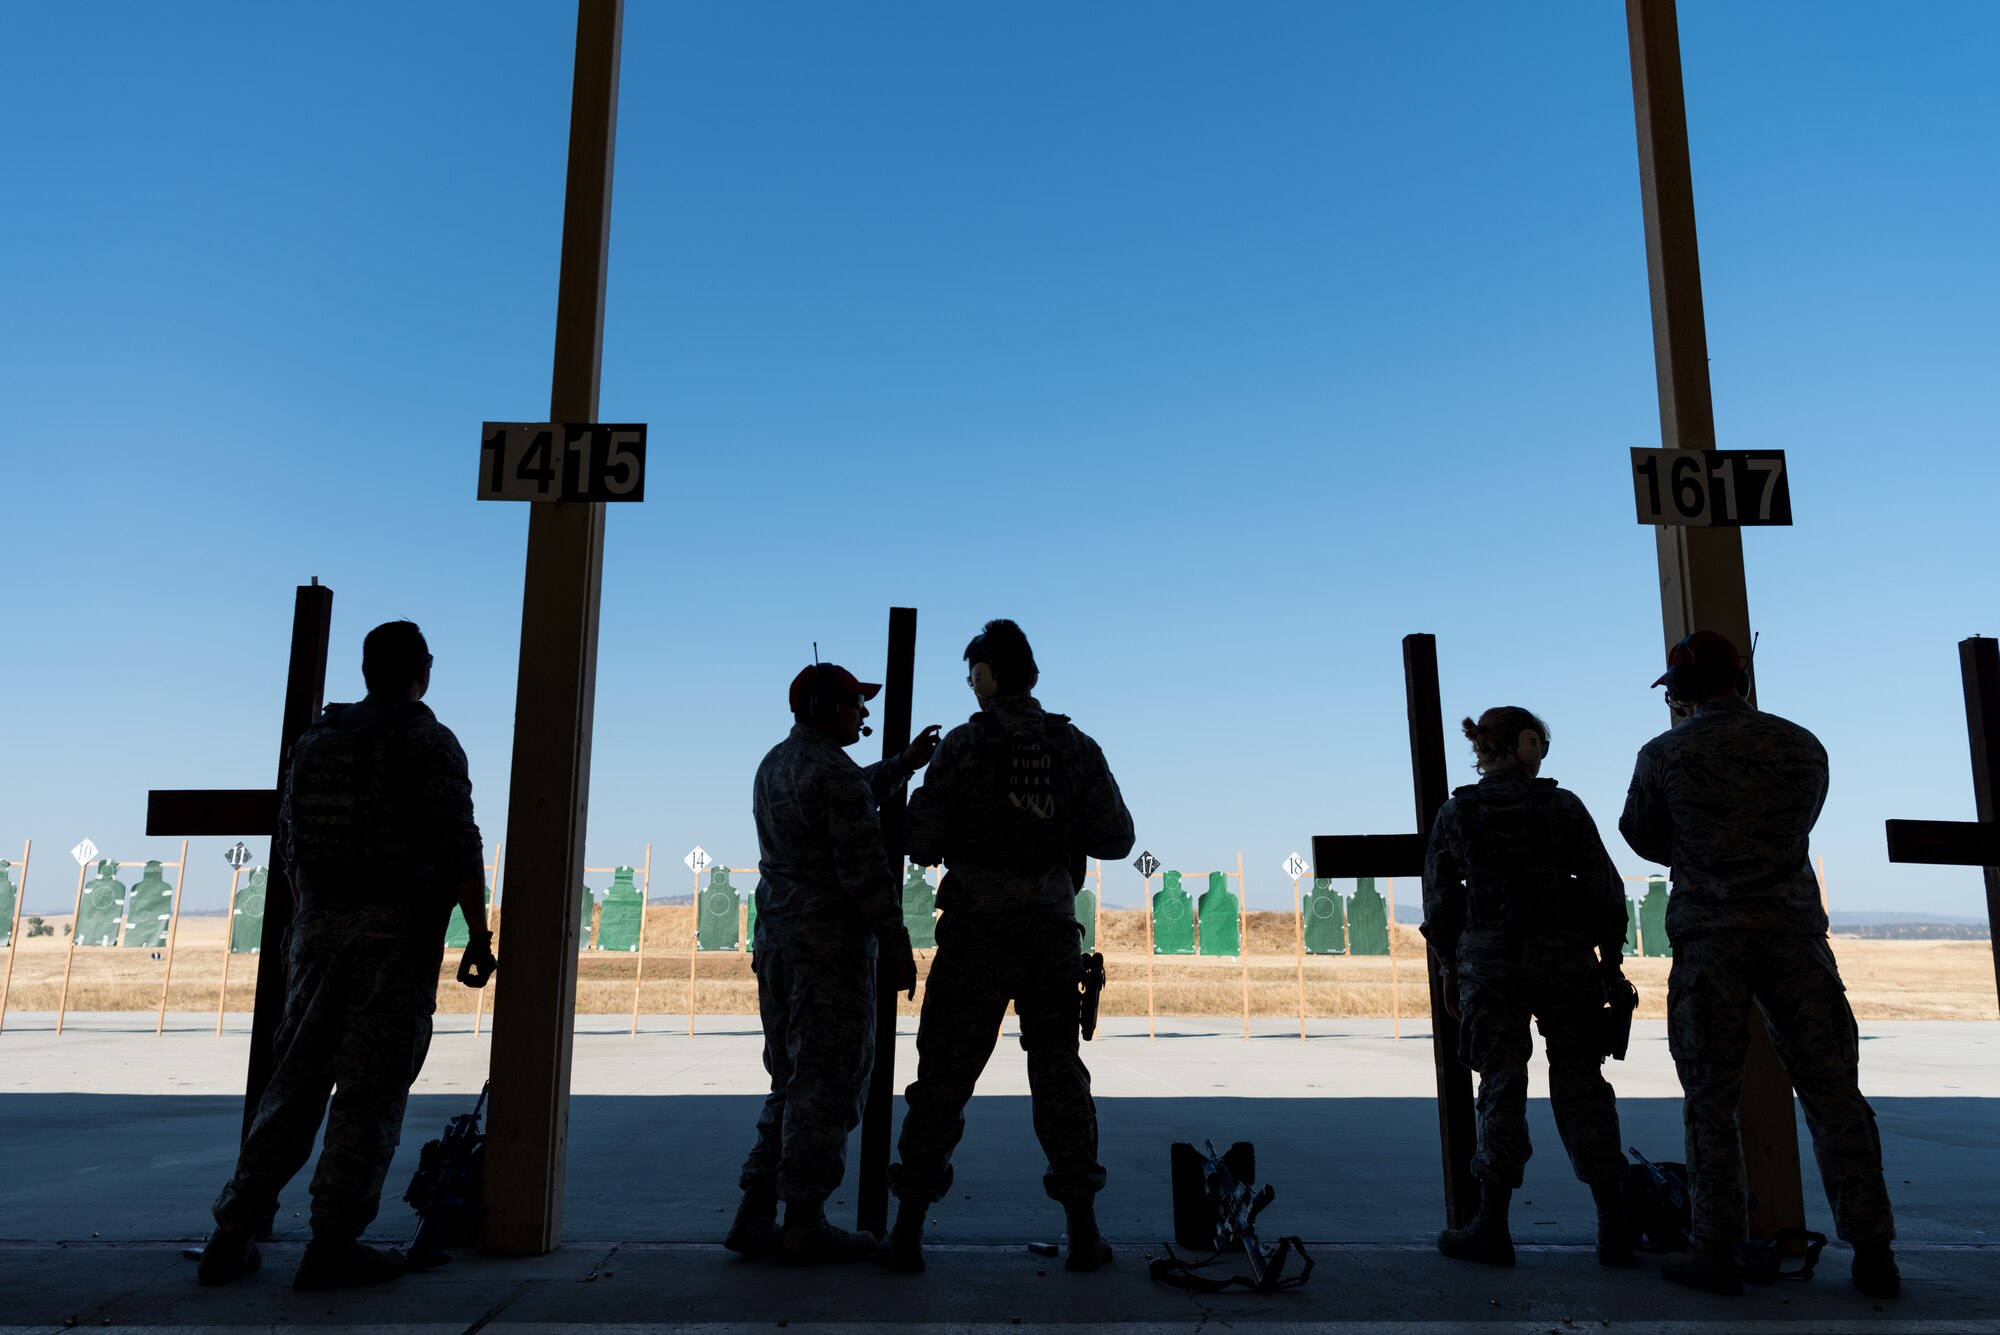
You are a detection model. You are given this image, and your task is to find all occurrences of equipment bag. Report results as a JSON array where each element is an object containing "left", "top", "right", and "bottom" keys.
[{"left": 1153, "top": 1139, "right": 1313, "bottom": 1294}]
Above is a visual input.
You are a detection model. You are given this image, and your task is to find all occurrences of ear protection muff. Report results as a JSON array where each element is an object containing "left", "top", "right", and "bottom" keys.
[
  {"left": 806, "top": 645, "right": 839, "bottom": 720},
  {"left": 1660, "top": 633, "right": 1752, "bottom": 703},
  {"left": 1516, "top": 729, "right": 1546, "bottom": 767},
  {"left": 969, "top": 661, "right": 999, "bottom": 699}
]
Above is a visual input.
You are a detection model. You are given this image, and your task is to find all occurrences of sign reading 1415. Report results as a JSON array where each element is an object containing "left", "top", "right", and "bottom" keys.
[
  {"left": 1630, "top": 447, "right": 1790, "bottom": 528},
  {"left": 478, "top": 422, "right": 647, "bottom": 503}
]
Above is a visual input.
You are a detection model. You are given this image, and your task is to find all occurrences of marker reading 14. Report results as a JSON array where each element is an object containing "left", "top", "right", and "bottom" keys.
[
  {"left": 1629, "top": 447, "right": 1790, "bottom": 528},
  {"left": 477, "top": 422, "right": 647, "bottom": 503}
]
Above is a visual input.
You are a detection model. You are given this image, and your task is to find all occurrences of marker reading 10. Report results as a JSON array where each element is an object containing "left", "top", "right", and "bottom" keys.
[
  {"left": 1629, "top": 447, "right": 1790, "bottom": 528},
  {"left": 477, "top": 422, "right": 647, "bottom": 503}
]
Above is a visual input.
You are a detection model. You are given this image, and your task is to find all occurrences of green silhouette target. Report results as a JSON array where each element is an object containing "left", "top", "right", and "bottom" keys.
[
  {"left": 1197, "top": 871, "right": 1239, "bottom": 957},
  {"left": 902, "top": 865, "right": 937, "bottom": 948},
  {"left": 1348, "top": 877, "right": 1390, "bottom": 956},
  {"left": 1303, "top": 878, "right": 1346, "bottom": 955},
  {"left": 1152, "top": 871, "right": 1194, "bottom": 955},
  {"left": 699, "top": 868, "right": 741, "bottom": 951}
]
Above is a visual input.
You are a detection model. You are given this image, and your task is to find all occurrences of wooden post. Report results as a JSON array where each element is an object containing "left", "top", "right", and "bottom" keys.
[
  {"left": 1815, "top": 856, "right": 1828, "bottom": 914},
  {"left": 1625, "top": 0, "right": 1804, "bottom": 1242},
  {"left": 858, "top": 605, "right": 917, "bottom": 1237},
  {"left": 1237, "top": 852, "right": 1250, "bottom": 1040},
  {"left": 1093, "top": 859, "right": 1102, "bottom": 954},
  {"left": 154, "top": 842, "right": 189, "bottom": 1035},
  {"left": 0, "top": 840, "right": 30, "bottom": 1035},
  {"left": 481, "top": 0, "right": 624, "bottom": 1257},
  {"left": 685, "top": 871, "right": 698, "bottom": 1039},
  {"left": 629, "top": 844, "right": 649, "bottom": 1036},
  {"left": 1388, "top": 877, "right": 1403, "bottom": 1037},
  {"left": 1143, "top": 874, "right": 1156, "bottom": 1040},
  {"left": 1289, "top": 872, "right": 1305, "bottom": 1041},
  {"left": 1958, "top": 638, "right": 2000, "bottom": 1007},
  {"left": 474, "top": 843, "right": 503, "bottom": 1037},
  {"left": 54, "top": 857, "right": 88, "bottom": 1036},
  {"left": 216, "top": 865, "right": 242, "bottom": 1037}
]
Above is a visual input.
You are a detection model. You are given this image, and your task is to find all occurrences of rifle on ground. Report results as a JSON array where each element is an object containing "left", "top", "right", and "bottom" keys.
[{"left": 403, "top": 1082, "right": 489, "bottom": 1270}]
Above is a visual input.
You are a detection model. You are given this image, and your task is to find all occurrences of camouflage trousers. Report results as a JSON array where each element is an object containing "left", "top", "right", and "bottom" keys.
[
  {"left": 1458, "top": 946, "right": 1626, "bottom": 1190},
  {"left": 891, "top": 910, "right": 1106, "bottom": 1205},
  {"left": 739, "top": 944, "right": 877, "bottom": 1207},
  {"left": 213, "top": 904, "right": 444, "bottom": 1241},
  {"left": 1668, "top": 931, "right": 1894, "bottom": 1246}
]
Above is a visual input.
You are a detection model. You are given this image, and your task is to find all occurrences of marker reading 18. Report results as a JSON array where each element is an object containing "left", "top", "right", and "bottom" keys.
[
  {"left": 1630, "top": 447, "right": 1790, "bottom": 527},
  {"left": 477, "top": 422, "right": 647, "bottom": 503}
]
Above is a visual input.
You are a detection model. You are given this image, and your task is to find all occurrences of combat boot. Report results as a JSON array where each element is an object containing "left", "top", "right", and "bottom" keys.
[
  {"left": 1660, "top": 1238, "right": 1742, "bottom": 1296},
  {"left": 1591, "top": 1179, "right": 1635, "bottom": 1267},
  {"left": 1062, "top": 1198, "right": 1114, "bottom": 1272},
  {"left": 292, "top": 1238, "right": 406, "bottom": 1292},
  {"left": 195, "top": 1225, "right": 261, "bottom": 1286},
  {"left": 1852, "top": 1242, "right": 1901, "bottom": 1298},
  {"left": 873, "top": 1199, "right": 927, "bottom": 1273},
  {"left": 1437, "top": 1181, "right": 1515, "bottom": 1267},
  {"left": 723, "top": 1184, "right": 778, "bottom": 1258},
  {"left": 773, "top": 1200, "right": 877, "bottom": 1267}
]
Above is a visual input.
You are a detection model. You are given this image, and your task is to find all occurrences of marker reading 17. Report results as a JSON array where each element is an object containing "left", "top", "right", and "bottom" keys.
[{"left": 477, "top": 422, "right": 648, "bottom": 503}]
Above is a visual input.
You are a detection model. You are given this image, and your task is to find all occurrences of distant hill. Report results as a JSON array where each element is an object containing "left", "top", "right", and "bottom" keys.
[{"left": 1828, "top": 910, "right": 1987, "bottom": 927}]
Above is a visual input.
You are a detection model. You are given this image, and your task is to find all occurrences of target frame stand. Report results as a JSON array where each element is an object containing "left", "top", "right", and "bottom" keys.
[
  {"left": 688, "top": 867, "right": 752, "bottom": 1039},
  {"left": 0, "top": 840, "right": 31, "bottom": 1036},
  {"left": 1289, "top": 877, "right": 1406, "bottom": 1041},
  {"left": 53, "top": 845, "right": 190, "bottom": 1036},
  {"left": 1140, "top": 858, "right": 1253, "bottom": 1039}
]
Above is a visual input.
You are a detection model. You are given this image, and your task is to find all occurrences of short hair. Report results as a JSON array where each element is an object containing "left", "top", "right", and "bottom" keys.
[
  {"left": 1460, "top": 706, "right": 1550, "bottom": 769},
  {"left": 963, "top": 619, "right": 1038, "bottom": 694},
  {"left": 362, "top": 621, "right": 431, "bottom": 695}
]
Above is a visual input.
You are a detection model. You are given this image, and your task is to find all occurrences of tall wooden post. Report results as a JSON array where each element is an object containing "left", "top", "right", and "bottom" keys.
[
  {"left": 481, "top": 0, "right": 624, "bottom": 1256},
  {"left": 858, "top": 607, "right": 917, "bottom": 1236},
  {"left": 1625, "top": 0, "right": 1804, "bottom": 1240},
  {"left": 244, "top": 581, "right": 333, "bottom": 1136}
]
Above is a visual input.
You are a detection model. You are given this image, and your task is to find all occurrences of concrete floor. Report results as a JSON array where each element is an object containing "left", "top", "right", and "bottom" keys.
[{"left": 1, "top": 1013, "right": 1997, "bottom": 1332}]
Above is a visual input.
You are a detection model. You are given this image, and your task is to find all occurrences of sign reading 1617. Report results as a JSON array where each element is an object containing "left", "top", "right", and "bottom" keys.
[
  {"left": 478, "top": 422, "right": 647, "bottom": 503},
  {"left": 1630, "top": 447, "right": 1790, "bottom": 528}
]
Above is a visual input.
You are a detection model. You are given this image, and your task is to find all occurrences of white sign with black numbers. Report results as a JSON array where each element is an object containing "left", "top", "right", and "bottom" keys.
[
  {"left": 1283, "top": 852, "right": 1309, "bottom": 880},
  {"left": 1630, "top": 447, "right": 1791, "bottom": 527},
  {"left": 478, "top": 422, "right": 647, "bottom": 503}
]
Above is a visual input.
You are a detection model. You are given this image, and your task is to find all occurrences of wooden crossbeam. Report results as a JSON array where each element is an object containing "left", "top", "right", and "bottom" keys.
[
  {"left": 1885, "top": 819, "right": 2000, "bottom": 867},
  {"left": 145, "top": 789, "right": 278, "bottom": 838}
]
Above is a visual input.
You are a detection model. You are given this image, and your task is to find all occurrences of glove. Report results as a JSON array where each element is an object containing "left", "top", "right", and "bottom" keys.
[{"left": 457, "top": 930, "right": 497, "bottom": 988}]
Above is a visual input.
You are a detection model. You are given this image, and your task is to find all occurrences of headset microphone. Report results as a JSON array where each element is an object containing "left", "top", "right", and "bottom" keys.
[{"left": 861, "top": 725, "right": 873, "bottom": 737}]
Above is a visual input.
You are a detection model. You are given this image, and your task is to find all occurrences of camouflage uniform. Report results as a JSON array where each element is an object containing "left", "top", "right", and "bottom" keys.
[
  {"left": 1620, "top": 695, "right": 1894, "bottom": 1247},
  {"left": 740, "top": 725, "right": 914, "bottom": 1207},
  {"left": 889, "top": 695, "right": 1134, "bottom": 1206},
  {"left": 213, "top": 698, "right": 483, "bottom": 1241},
  {"left": 1425, "top": 771, "right": 1629, "bottom": 1190}
]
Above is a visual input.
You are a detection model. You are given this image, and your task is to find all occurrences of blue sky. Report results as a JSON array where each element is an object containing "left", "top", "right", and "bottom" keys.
[{"left": 3, "top": 2, "right": 1995, "bottom": 919}]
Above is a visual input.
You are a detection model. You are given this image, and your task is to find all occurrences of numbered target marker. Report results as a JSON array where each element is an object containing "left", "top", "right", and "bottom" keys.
[
  {"left": 478, "top": 422, "right": 648, "bottom": 503},
  {"left": 1630, "top": 447, "right": 1791, "bottom": 527}
]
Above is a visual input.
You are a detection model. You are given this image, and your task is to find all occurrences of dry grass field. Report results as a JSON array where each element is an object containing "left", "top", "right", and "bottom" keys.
[{"left": 4, "top": 908, "right": 1993, "bottom": 1023}]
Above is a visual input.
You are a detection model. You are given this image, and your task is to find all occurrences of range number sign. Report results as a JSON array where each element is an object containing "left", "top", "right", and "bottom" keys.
[
  {"left": 1630, "top": 447, "right": 1790, "bottom": 527},
  {"left": 478, "top": 422, "right": 647, "bottom": 503}
]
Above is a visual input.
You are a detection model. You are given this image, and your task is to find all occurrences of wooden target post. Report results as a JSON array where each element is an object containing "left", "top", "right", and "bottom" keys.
[
  {"left": 624, "top": 845, "right": 651, "bottom": 1035},
  {"left": 215, "top": 864, "right": 244, "bottom": 1036},
  {"left": 1236, "top": 852, "right": 1250, "bottom": 1040},
  {"left": 0, "top": 840, "right": 30, "bottom": 1035},
  {"left": 1142, "top": 872, "right": 1156, "bottom": 1040},
  {"left": 685, "top": 867, "right": 698, "bottom": 1037},
  {"left": 1385, "top": 876, "right": 1401, "bottom": 1041},
  {"left": 470, "top": 843, "right": 505, "bottom": 1036},
  {"left": 53, "top": 855, "right": 90, "bottom": 1035},
  {"left": 1288, "top": 870, "right": 1306, "bottom": 1041},
  {"left": 152, "top": 842, "right": 190, "bottom": 1035}
]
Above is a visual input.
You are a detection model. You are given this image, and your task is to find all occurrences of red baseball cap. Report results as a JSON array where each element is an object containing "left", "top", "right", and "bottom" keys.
[
  {"left": 1651, "top": 630, "right": 1743, "bottom": 688},
  {"left": 788, "top": 663, "right": 881, "bottom": 713}
]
